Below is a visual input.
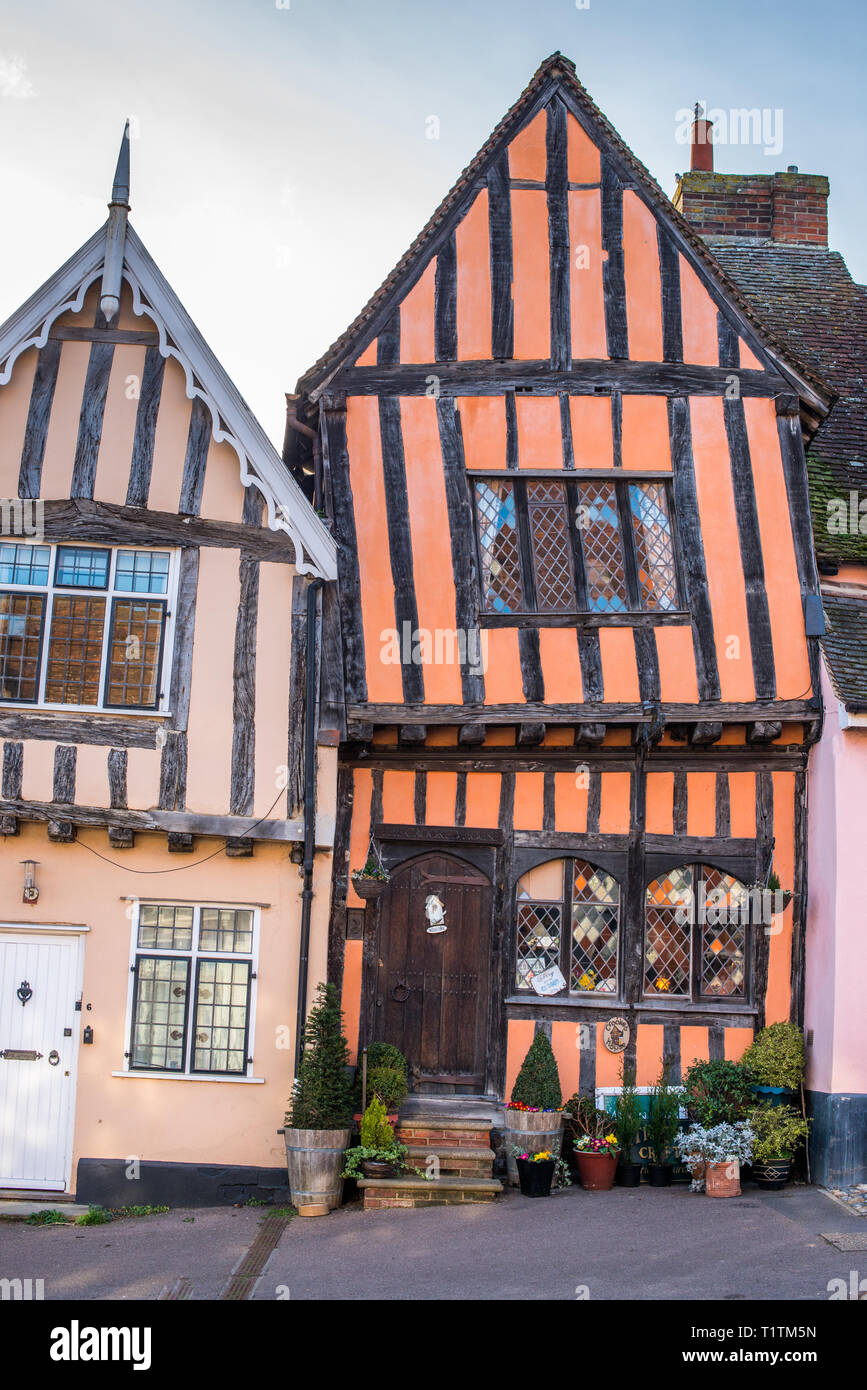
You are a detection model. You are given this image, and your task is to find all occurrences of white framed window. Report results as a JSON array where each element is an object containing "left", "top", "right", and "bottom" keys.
[
  {"left": 124, "top": 901, "right": 260, "bottom": 1077},
  {"left": 0, "top": 541, "right": 178, "bottom": 713}
]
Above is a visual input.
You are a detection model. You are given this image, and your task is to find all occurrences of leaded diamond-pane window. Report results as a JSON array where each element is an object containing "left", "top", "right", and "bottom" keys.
[
  {"left": 629, "top": 482, "right": 678, "bottom": 611},
  {"left": 516, "top": 902, "right": 562, "bottom": 989},
  {"left": 129, "top": 903, "right": 257, "bottom": 1077},
  {"left": 644, "top": 865, "right": 750, "bottom": 1002},
  {"left": 515, "top": 858, "right": 621, "bottom": 997},
  {"left": 577, "top": 480, "right": 629, "bottom": 613},
  {"left": 475, "top": 480, "right": 524, "bottom": 614},
  {"left": 571, "top": 862, "right": 620, "bottom": 994},
  {"left": 526, "top": 481, "right": 575, "bottom": 612}
]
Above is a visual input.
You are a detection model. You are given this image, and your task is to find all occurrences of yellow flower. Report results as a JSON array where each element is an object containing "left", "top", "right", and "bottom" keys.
[
  {"left": 655, "top": 977, "right": 670, "bottom": 992},
  {"left": 604, "top": 1133, "right": 617, "bottom": 1145}
]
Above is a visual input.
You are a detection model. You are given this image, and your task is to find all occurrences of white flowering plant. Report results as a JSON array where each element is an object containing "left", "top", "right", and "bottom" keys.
[{"left": 674, "top": 1121, "right": 755, "bottom": 1166}]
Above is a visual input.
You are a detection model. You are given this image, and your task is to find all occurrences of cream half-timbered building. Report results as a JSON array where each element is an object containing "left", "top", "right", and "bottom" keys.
[{"left": 0, "top": 130, "right": 336, "bottom": 1205}]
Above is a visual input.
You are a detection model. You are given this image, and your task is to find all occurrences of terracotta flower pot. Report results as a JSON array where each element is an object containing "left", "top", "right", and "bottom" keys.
[
  {"left": 705, "top": 1158, "right": 741, "bottom": 1198},
  {"left": 575, "top": 1151, "right": 619, "bottom": 1191}
]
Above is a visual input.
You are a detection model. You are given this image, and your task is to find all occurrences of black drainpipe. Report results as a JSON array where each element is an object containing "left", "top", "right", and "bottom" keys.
[{"left": 294, "top": 575, "right": 324, "bottom": 1079}]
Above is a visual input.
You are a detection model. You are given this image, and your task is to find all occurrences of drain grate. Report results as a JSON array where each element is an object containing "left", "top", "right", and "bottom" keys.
[
  {"left": 820, "top": 1232, "right": 867, "bottom": 1252},
  {"left": 219, "top": 1214, "right": 289, "bottom": 1301}
]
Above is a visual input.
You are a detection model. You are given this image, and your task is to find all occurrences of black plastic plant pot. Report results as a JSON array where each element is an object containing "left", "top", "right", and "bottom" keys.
[
  {"left": 516, "top": 1157, "right": 555, "bottom": 1198},
  {"left": 648, "top": 1163, "right": 673, "bottom": 1187},
  {"left": 615, "top": 1161, "right": 642, "bottom": 1188},
  {"left": 752, "top": 1158, "right": 792, "bottom": 1190}
]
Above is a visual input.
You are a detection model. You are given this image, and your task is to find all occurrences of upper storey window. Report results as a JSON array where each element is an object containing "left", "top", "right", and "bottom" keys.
[
  {"left": 0, "top": 542, "right": 175, "bottom": 713},
  {"left": 473, "top": 476, "right": 680, "bottom": 619}
]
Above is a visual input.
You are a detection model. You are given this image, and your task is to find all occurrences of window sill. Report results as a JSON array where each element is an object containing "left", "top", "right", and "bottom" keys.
[
  {"left": 111, "top": 1070, "right": 265, "bottom": 1084},
  {"left": 0, "top": 704, "right": 171, "bottom": 719},
  {"left": 506, "top": 994, "right": 757, "bottom": 1015},
  {"left": 479, "top": 612, "right": 690, "bottom": 629}
]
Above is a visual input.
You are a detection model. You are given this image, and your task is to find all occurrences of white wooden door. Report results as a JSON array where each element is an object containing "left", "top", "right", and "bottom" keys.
[{"left": 0, "top": 932, "right": 83, "bottom": 1191}]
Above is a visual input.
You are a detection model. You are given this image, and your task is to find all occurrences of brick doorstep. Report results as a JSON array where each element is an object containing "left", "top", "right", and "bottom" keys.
[
  {"left": 357, "top": 1174, "right": 502, "bottom": 1210},
  {"left": 403, "top": 1144, "right": 496, "bottom": 1177}
]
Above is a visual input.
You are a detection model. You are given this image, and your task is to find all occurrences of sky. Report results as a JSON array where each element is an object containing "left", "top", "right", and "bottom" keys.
[{"left": 0, "top": 0, "right": 865, "bottom": 444}]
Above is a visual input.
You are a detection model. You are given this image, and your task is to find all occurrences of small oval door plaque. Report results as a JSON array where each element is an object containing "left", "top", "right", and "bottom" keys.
[{"left": 603, "top": 1017, "right": 630, "bottom": 1053}]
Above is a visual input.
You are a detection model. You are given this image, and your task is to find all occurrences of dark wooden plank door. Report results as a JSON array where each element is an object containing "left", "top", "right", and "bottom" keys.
[{"left": 372, "top": 853, "right": 492, "bottom": 1094}]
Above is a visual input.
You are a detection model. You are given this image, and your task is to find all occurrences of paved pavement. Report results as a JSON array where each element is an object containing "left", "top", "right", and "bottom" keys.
[{"left": 0, "top": 1185, "right": 863, "bottom": 1301}]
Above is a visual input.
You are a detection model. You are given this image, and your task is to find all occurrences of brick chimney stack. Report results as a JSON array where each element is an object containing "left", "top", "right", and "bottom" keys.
[
  {"left": 674, "top": 153, "right": 829, "bottom": 247},
  {"left": 690, "top": 103, "right": 714, "bottom": 173}
]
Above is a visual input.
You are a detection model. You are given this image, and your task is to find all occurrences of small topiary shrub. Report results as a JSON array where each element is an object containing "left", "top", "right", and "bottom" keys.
[
  {"left": 646, "top": 1063, "right": 682, "bottom": 1163},
  {"left": 741, "top": 1022, "right": 805, "bottom": 1090},
  {"left": 510, "top": 1032, "right": 562, "bottom": 1110},
  {"left": 613, "top": 1064, "right": 642, "bottom": 1160},
  {"left": 359, "top": 1096, "right": 394, "bottom": 1149},
  {"left": 367, "top": 1065, "right": 408, "bottom": 1112},
  {"left": 366, "top": 1042, "right": 408, "bottom": 1075},
  {"left": 286, "top": 982, "right": 354, "bottom": 1130}
]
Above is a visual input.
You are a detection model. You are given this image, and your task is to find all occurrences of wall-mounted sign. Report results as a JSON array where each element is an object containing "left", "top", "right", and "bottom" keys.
[
  {"left": 425, "top": 894, "right": 447, "bottom": 934},
  {"left": 530, "top": 964, "right": 567, "bottom": 996},
  {"left": 603, "top": 1017, "right": 630, "bottom": 1053}
]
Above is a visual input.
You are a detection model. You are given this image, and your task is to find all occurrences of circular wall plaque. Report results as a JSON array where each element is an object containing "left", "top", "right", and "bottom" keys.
[{"left": 603, "top": 1017, "right": 630, "bottom": 1053}]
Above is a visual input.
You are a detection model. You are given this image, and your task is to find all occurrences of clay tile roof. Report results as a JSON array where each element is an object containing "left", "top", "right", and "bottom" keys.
[
  {"left": 820, "top": 590, "right": 867, "bottom": 711},
  {"left": 296, "top": 53, "right": 828, "bottom": 403}
]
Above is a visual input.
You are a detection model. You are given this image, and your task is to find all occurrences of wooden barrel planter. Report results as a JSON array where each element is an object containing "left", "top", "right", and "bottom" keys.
[
  {"left": 504, "top": 1109, "right": 563, "bottom": 1186},
  {"left": 283, "top": 1127, "right": 352, "bottom": 1216}
]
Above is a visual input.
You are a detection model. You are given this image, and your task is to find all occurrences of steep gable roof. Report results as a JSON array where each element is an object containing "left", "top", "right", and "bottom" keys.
[
  {"left": 296, "top": 51, "right": 831, "bottom": 417},
  {"left": 0, "top": 212, "right": 337, "bottom": 580},
  {"left": 821, "top": 590, "right": 867, "bottom": 712}
]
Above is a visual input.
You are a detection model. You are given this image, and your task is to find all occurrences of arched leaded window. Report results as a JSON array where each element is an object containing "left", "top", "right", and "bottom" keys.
[
  {"left": 515, "top": 858, "right": 620, "bottom": 996},
  {"left": 644, "top": 864, "right": 749, "bottom": 1002}
]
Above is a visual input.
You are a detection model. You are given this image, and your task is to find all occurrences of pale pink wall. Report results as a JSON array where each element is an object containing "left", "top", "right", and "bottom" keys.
[{"left": 805, "top": 660, "right": 867, "bottom": 1095}]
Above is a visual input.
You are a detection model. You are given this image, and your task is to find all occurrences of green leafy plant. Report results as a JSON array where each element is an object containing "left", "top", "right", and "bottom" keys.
[
  {"left": 682, "top": 1058, "right": 754, "bottom": 1126},
  {"left": 367, "top": 1065, "right": 409, "bottom": 1113},
  {"left": 509, "top": 1032, "right": 562, "bottom": 1111},
  {"left": 749, "top": 1103, "right": 810, "bottom": 1163},
  {"left": 359, "top": 1096, "right": 394, "bottom": 1149},
  {"left": 342, "top": 1142, "right": 413, "bottom": 1180},
  {"left": 366, "top": 1042, "right": 408, "bottom": 1075},
  {"left": 674, "top": 1121, "right": 754, "bottom": 1165},
  {"left": 286, "top": 982, "right": 354, "bottom": 1130},
  {"left": 25, "top": 1208, "right": 67, "bottom": 1226},
  {"left": 563, "top": 1094, "right": 614, "bottom": 1143},
  {"left": 741, "top": 1023, "right": 805, "bottom": 1090},
  {"left": 646, "top": 1063, "right": 682, "bottom": 1163},
  {"left": 613, "top": 1063, "right": 642, "bottom": 1161},
  {"left": 352, "top": 856, "right": 390, "bottom": 883},
  {"left": 75, "top": 1205, "right": 113, "bottom": 1226},
  {"left": 110, "top": 1204, "right": 170, "bottom": 1218}
]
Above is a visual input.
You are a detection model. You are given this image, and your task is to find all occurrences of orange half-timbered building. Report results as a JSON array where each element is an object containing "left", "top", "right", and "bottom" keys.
[{"left": 291, "top": 55, "right": 831, "bottom": 1104}]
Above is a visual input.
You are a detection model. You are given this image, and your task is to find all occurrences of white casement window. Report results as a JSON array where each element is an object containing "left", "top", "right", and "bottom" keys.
[
  {"left": 0, "top": 541, "right": 178, "bottom": 713},
  {"left": 125, "top": 902, "right": 259, "bottom": 1077}
]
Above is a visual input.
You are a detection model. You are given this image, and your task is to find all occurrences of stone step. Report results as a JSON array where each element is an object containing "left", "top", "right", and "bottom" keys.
[
  {"left": 357, "top": 1175, "right": 503, "bottom": 1209},
  {"left": 397, "top": 1119, "right": 493, "bottom": 1150},
  {"left": 404, "top": 1144, "right": 496, "bottom": 1177}
]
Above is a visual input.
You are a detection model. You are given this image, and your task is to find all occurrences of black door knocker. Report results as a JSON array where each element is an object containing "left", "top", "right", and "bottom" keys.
[
  {"left": 390, "top": 982, "right": 410, "bottom": 1003},
  {"left": 48, "top": 1050, "right": 60, "bottom": 1067},
  {"left": 17, "top": 980, "right": 33, "bottom": 1007}
]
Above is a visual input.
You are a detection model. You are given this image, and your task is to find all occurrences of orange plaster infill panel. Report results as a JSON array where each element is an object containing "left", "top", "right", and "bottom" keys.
[
  {"left": 646, "top": 772, "right": 675, "bottom": 835},
  {"left": 728, "top": 772, "right": 757, "bottom": 838},
  {"left": 595, "top": 1024, "right": 623, "bottom": 1088},
  {"left": 346, "top": 397, "right": 404, "bottom": 703},
  {"left": 636, "top": 1024, "right": 664, "bottom": 1086},
  {"left": 483, "top": 727, "right": 516, "bottom": 746},
  {"left": 381, "top": 770, "right": 416, "bottom": 825},
  {"left": 679, "top": 1025, "right": 710, "bottom": 1071},
  {"left": 511, "top": 190, "right": 550, "bottom": 361},
  {"left": 40, "top": 342, "right": 91, "bottom": 501},
  {"left": 725, "top": 1026, "right": 755, "bottom": 1063},
  {"left": 622, "top": 193, "right": 663, "bottom": 362},
  {"left": 456, "top": 189, "right": 492, "bottom": 361},
  {"left": 93, "top": 345, "right": 147, "bottom": 505},
  {"left": 739, "top": 339, "right": 764, "bottom": 372},
  {"left": 342, "top": 939, "right": 363, "bottom": 1064},
  {"left": 599, "top": 771, "right": 631, "bottom": 834},
  {"left": 620, "top": 395, "right": 670, "bottom": 472},
  {"left": 347, "top": 768, "right": 373, "bottom": 906},
  {"left": 515, "top": 395, "right": 562, "bottom": 468},
  {"left": 598, "top": 627, "right": 640, "bottom": 703},
  {"left": 400, "top": 397, "right": 463, "bottom": 704},
  {"left": 538, "top": 628, "right": 583, "bottom": 704},
  {"left": 554, "top": 772, "right": 588, "bottom": 834},
  {"left": 765, "top": 771, "right": 796, "bottom": 1025},
  {"left": 552, "top": 1020, "right": 581, "bottom": 1099},
  {"left": 689, "top": 397, "right": 754, "bottom": 701},
  {"left": 508, "top": 109, "right": 548, "bottom": 181},
  {"left": 744, "top": 398, "right": 811, "bottom": 699},
  {"left": 543, "top": 727, "right": 573, "bottom": 746},
  {"left": 400, "top": 260, "right": 436, "bottom": 364},
  {"left": 679, "top": 256, "right": 719, "bottom": 367},
  {"left": 566, "top": 113, "right": 601, "bottom": 184},
  {"left": 569, "top": 395, "right": 614, "bottom": 469},
  {"left": 686, "top": 771, "right": 717, "bottom": 837},
  {"left": 656, "top": 626, "right": 700, "bottom": 704},
  {"left": 483, "top": 629, "right": 525, "bottom": 704},
  {"left": 465, "top": 772, "right": 502, "bottom": 829},
  {"left": 459, "top": 396, "right": 507, "bottom": 470},
  {"left": 513, "top": 772, "right": 545, "bottom": 831},
  {"left": 425, "top": 771, "right": 458, "bottom": 826},
  {"left": 355, "top": 339, "right": 378, "bottom": 367},
  {"left": 568, "top": 190, "right": 607, "bottom": 360},
  {"left": 505, "top": 1019, "right": 536, "bottom": 1100}
]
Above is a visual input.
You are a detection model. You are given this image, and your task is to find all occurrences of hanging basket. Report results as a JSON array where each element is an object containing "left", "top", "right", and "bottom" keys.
[{"left": 351, "top": 875, "right": 389, "bottom": 901}]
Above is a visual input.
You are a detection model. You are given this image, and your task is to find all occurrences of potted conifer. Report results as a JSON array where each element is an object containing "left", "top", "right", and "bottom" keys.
[
  {"left": 283, "top": 983, "right": 354, "bottom": 1217},
  {"left": 503, "top": 1032, "right": 563, "bottom": 1186},
  {"left": 613, "top": 1063, "right": 643, "bottom": 1187},
  {"left": 646, "top": 1063, "right": 681, "bottom": 1187}
]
